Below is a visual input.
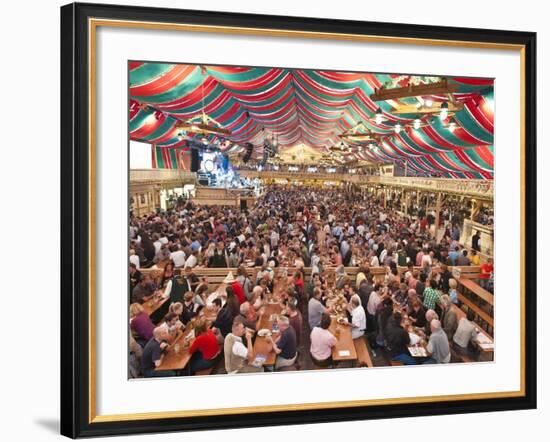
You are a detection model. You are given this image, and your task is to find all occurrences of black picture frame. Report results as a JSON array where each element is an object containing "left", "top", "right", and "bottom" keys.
[{"left": 60, "top": 2, "right": 537, "bottom": 438}]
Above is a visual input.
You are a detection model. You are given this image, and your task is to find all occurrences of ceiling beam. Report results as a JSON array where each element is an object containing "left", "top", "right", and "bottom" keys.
[
  {"left": 391, "top": 101, "right": 464, "bottom": 115},
  {"left": 369, "top": 79, "right": 458, "bottom": 101}
]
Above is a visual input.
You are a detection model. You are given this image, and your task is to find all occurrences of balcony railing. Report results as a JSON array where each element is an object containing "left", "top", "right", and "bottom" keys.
[
  {"left": 368, "top": 176, "right": 493, "bottom": 199},
  {"left": 130, "top": 169, "right": 197, "bottom": 183}
]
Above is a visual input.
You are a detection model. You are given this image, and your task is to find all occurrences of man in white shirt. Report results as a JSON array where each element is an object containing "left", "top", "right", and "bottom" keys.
[
  {"left": 153, "top": 239, "right": 162, "bottom": 255},
  {"left": 270, "top": 230, "right": 279, "bottom": 248},
  {"left": 366, "top": 288, "right": 382, "bottom": 317},
  {"left": 170, "top": 245, "right": 186, "bottom": 268},
  {"left": 349, "top": 296, "right": 366, "bottom": 339},
  {"left": 223, "top": 317, "right": 265, "bottom": 374},
  {"left": 184, "top": 251, "right": 198, "bottom": 268},
  {"left": 129, "top": 249, "right": 140, "bottom": 269}
]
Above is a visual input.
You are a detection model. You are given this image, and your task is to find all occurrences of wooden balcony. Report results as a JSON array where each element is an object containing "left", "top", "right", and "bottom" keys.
[
  {"left": 368, "top": 176, "right": 494, "bottom": 200},
  {"left": 129, "top": 169, "right": 196, "bottom": 192}
]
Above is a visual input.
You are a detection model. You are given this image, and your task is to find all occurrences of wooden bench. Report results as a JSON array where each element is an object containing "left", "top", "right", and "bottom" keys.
[
  {"left": 139, "top": 264, "right": 479, "bottom": 293},
  {"left": 353, "top": 337, "right": 374, "bottom": 368},
  {"left": 450, "top": 346, "right": 476, "bottom": 364},
  {"left": 459, "top": 278, "right": 493, "bottom": 305},
  {"left": 453, "top": 266, "right": 481, "bottom": 279},
  {"left": 457, "top": 294, "right": 494, "bottom": 329},
  {"left": 195, "top": 367, "right": 215, "bottom": 376}
]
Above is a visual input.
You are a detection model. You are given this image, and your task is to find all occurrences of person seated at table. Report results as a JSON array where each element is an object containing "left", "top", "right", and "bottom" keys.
[
  {"left": 258, "top": 272, "right": 274, "bottom": 294},
  {"left": 448, "top": 278, "right": 459, "bottom": 304},
  {"left": 129, "top": 333, "right": 143, "bottom": 378},
  {"left": 224, "top": 317, "right": 264, "bottom": 374},
  {"left": 452, "top": 309, "right": 480, "bottom": 360},
  {"left": 309, "top": 313, "right": 337, "bottom": 368},
  {"left": 286, "top": 298, "right": 303, "bottom": 347},
  {"left": 158, "top": 312, "right": 184, "bottom": 344},
  {"left": 237, "top": 302, "right": 259, "bottom": 331},
  {"left": 385, "top": 312, "right": 417, "bottom": 365},
  {"left": 211, "top": 298, "right": 234, "bottom": 339},
  {"left": 342, "top": 279, "right": 354, "bottom": 302},
  {"left": 306, "top": 273, "right": 321, "bottom": 299},
  {"left": 422, "top": 278, "right": 440, "bottom": 311},
  {"left": 456, "top": 249, "right": 471, "bottom": 266},
  {"left": 269, "top": 315, "right": 298, "bottom": 370},
  {"left": 449, "top": 246, "right": 460, "bottom": 266},
  {"left": 308, "top": 287, "right": 331, "bottom": 329},
  {"left": 348, "top": 295, "right": 366, "bottom": 340},
  {"left": 188, "top": 319, "right": 220, "bottom": 375},
  {"left": 408, "top": 298, "right": 427, "bottom": 329},
  {"left": 140, "top": 326, "right": 175, "bottom": 377},
  {"left": 129, "top": 263, "right": 142, "bottom": 293},
  {"left": 158, "top": 261, "right": 175, "bottom": 287},
  {"left": 168, "top": 301, "right": 185, "bottom": 324},
  {"left": 407, "top": 269, "right": 419, "bottom": 291},
  {"left": 393, "top": 283, "right": 409, "bottom": 306},
  {"left": 424, "top": 319, "right": 451, "bottom": 364},
  {"left": 132, "top": 274, "right": 157, "bottom": 304},
  {"left": 438, "top": 295, "right": 458, "bottom": 340},
  {"left": 334, "top": 265, "right": 347, "bottom": 290},
  {"left": 181, "top": 291, "right": 199, "bottom": 325},
  {"left": 248, "top": 285, "right": 264, "bottom": 310},
  {"left": 424, "top": 310, "right": 439, "bottom": 337},
  {"left": 129, "top": 303, "right": 155, "bottom": 348}
]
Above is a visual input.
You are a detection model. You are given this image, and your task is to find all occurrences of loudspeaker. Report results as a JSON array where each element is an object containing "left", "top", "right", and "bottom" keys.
[
  {"left": 240, "top": 199, "right": 247, "bottom": 210},
  {"left": 190, "top": 149, "right": 200, "bottom": 172}
]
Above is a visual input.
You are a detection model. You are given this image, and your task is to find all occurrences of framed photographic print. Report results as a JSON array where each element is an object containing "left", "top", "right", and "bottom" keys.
[{"left": 60, "top": 2, "right": 537, "bottom": 438}]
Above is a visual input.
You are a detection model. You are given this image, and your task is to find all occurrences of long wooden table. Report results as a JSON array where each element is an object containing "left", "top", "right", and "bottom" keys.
[
  {"left": 154, "top": 286, "right": 224, "bottom": 373},
  {"left": 142, "top": 295, "right": 170, "bottom": 317},
  {"left": 328, "top": 318, "right": 357, "bottom": 362},
  {"left": 252, "top": 303, "right": 283, "bottom": 366}
]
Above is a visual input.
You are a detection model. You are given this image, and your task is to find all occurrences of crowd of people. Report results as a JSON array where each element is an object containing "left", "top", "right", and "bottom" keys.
[{"left": 128, "top": 185, "right": 494, "bottom": 377}]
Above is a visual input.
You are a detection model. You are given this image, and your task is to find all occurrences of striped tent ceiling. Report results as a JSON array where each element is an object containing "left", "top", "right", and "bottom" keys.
[{"left": 129, "top": 62, "right": 494, "bottom": 179}]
